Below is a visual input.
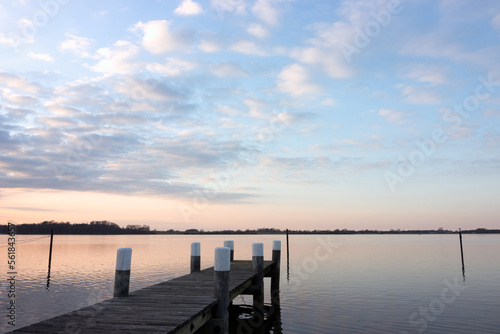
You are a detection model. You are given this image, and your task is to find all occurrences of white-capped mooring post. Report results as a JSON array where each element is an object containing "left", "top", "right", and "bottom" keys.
[
  {"left": 271, "top": 240, "right": 281, "bottom": 304},
  {"left": 191, "top": 242, "right": 201, "bottom": 273},
  {"left": 114, "top": 247, "right": 132, "bottom": 297},
  {"left": 223, "top": 240, "right": 234, "bottom": 261},
  {"left": 213, "top": 247, "right": 231, "bottom": 334},
  {"left": 252, "top": 242, "right": 264, "bottom": 319}
]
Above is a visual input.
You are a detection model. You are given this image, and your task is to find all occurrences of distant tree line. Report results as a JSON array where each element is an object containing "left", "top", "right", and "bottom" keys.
[
  {"left": 158, "top": 227, "right": 500, "bottom": 235},
  {"left": 1, "top": 220, "right": 152, "bottom": 234}
]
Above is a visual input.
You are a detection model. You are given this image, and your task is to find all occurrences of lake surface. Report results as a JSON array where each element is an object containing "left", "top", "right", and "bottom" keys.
[{"left": 1, "top": 234, "right": 499, "bottom": 333}]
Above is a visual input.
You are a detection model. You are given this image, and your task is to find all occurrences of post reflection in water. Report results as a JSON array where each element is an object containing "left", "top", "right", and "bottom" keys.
[{"left": 229, "top": 299, "right": 282, "bottom": 334}]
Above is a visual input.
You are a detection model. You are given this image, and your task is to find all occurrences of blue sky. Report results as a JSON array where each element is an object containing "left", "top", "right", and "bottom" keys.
[{"left": 1, "top": 0, "right": 499, "bottom": 231}]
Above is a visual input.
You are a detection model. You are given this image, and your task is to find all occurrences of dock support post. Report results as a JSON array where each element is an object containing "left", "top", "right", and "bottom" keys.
[
  {"left": 114, "top": 247, "right": 132, "bottom": 297},
  {"left": 252, "top": 242, "right": 264, "bottom": 320},
  {"left": 214, "top": 247, "right": 230, "bottom": 334},
  {"left": 271, "top": 240, "right": 281, "bottom": 304},
  {"left": 223, "top": 240, "right": 234, "bottom": 261},
  {"left": 191, "top": 242, "right": 201, "bottom": 273}
]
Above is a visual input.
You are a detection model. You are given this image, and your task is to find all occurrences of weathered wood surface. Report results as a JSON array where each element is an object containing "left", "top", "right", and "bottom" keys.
[{"left": 9, "top": 260, "right": 272, "bottom": 334}]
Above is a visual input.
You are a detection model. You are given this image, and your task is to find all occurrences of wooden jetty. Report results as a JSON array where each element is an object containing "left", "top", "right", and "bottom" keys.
[{"left": 9, "top": 241, "right": 281, "bottom": 334}]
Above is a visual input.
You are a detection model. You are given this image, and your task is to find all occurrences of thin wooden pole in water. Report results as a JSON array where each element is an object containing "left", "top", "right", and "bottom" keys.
[
  {"left": 286, "top": 229, "right": 289, "bottom": 263},
  {"left": 48, "top": 229, "right": 54, "bottom": 270},
  {"left": 459, "top": 228, "right": 465, "bottom": 274}
]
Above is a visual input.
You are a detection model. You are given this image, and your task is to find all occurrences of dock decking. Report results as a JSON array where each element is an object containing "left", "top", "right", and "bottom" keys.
[{"left": 10, "top": 260, "right": 273, "bottom": 334}]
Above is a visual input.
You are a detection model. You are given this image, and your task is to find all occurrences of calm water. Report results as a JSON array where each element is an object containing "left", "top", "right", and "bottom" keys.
[{"left": 0, "top": 234, "right": 499, "bottom": 333}]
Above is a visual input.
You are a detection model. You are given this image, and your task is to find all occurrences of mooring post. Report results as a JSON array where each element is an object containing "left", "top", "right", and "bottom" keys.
[
  {"left": 271, "top": 240, "right": 281, "bottom": 304},
  {"left": 114, "top": 247, "right": 132, "bottom": 297},
  {"left": 252, "top": 242, "right": 264, "bottom": 320},
  {"left": 459, "top": 228, "right": 465, "bottom": 275},
  {"left": 48, "top": 229, "right": 54, "bottom": 270},
  {"left": 191, "top": 242, "right": 201, "bottom": 273},
  {"left": 214, "top": 247, "right": 230, "bottom": 334},
  {"left": 223, "top": 240, "right": 234, "bottom": 261}
]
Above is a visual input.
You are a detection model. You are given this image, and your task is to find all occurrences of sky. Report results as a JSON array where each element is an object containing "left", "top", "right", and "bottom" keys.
[{"left": 0, "top": 0, "right": 499, "bottom": 231}]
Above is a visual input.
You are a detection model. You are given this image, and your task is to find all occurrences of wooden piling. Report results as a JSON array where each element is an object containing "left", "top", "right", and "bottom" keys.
[
  {"left": 223, "top": 240, "right": 234, "bottom": 261},
  {"left": 252, "top": 243, "right": 264, "bottom": 320},
  {"left": 114, "top": 247, "right": 132, "bottom": 298},
  {"left": 459, "top": 228, "right": 465, "bottom": 274},
  {"left": 48, "top": 229, "right": 54, "bottom": 270},
  {"left": 191, "top": 242, "right": 201, "bottom": 273},
  {"left": 213, "top": 247, "right": 230, "bottom": 334},
  {"left": 271, "top": 240, "right": 281, "bottom": 304}
]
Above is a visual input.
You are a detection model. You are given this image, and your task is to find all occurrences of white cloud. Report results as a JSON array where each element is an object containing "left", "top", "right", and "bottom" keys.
[
  {"left": 230, "top": 40, "right": 267, "bottom": 56},
  {"left": 247, "top": 23, "right": 269, "bottom": 39},
  {"left": 252, "top": 0, "right": 279, "bottom": 26},
  {"left": 492, "top": 13, "right": 500, "bottom": 32},
  {"left": 378, "top": 108, "right": 407, "bottom": 123},
  {"left": 276, "top": 63, "right": 322, "bottom": 96},
  {"left": 27, "top": 52, "right": 53, "bottom": 62},
  {"left": 243, "top": 98, "right": 269, "bottom": 119},
  {"left": 90, "top": 40, "right": 140, "bottom": 74},
  {"left": 174, "top": 0, "right": 204, "bottom": 16},
  {"left": 406, "top": 63, "right": 448, "bottom": 85},
  {"left": 146, "top": 58, "right": 198, "bottom": 76},
  {"left": 59, "top": 33, "right": 95, "bottom": 58},
  {"left": 198, "top": 39, "right": 220, "bottom": 52},
  {"left": 0, "top": 72, "right": 41, "bottom": 94},
  {"left": 322, "top": 98, "right": 336, "bottom": 106},
  {"left": 399, "top": 85, "right": 444, "bottom": 105},
  {"left": 291, "top": 46, "right": 352, "bottom": 79},
  {"left": 130, "top": 20, "right": 191, "bottom": 54},
  {"left": 210, "top": 0, "right": 246, "bottom": 15},
  {"left": 209, "top": 62, "right": 248, "bottom": 77}
]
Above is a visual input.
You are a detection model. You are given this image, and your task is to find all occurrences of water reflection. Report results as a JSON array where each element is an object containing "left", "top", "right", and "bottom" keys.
[{"left": 229, "top": 302, "right": 282, "bottom": 334}]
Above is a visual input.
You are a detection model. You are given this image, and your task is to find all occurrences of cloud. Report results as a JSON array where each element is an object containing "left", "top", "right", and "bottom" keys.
[
  {"left": 321, "top": 98, "right": 336, "bottom": 106},
  {"left": 405, "top": 63, "right": 449, "bottom": 85},
  {"left": 130, "top": 20, "right": 192, "bottom": 54},
  {"left": 247, "top": 23, "right": 269, "bottom": 39},
  {"left": 243, "top": 98, "right": 269, "bottom": 119},
  {"left": 210, "top": 0, "right": 246, "bottom": 16},
  {"left": 58, "top": 33, "right": 95, "bottom": 58},
  {"left": 0, "top": 72, "right": 42, "bottom": 94},
  {"left": 252, "top": 0, "right": 279, "bottom": 26},
  {"left": 209, "top": 62, "right": 248, "bottom": 77},
  {"left": 174, "top": 0, "right": 204, "bottom": 16},
  {"left": 90, "top": 40, "right": 140, "bottom": 74},
  {"left": 229, "top": 40, "right": 267, "bottom": 56},
  {"left": 276, "top": 63, "right": 322, "bottom": 96},
  {"left": 27, "top": 52, "right": 53, "bottom": 62},
  {"left": 378, "top": 108, "right": 407, "bottom": 123},
  {"left": 198, "top": 39, "right": 220, "bottom": 52},
  {"left": 146, "top": 58, "right": 198, "bottom": 76},
  {"left": 493, "top": 13, "right": 500, "bottom": 32},
  {"left": 291, "top": 46, "right": 352, "bottom": 79},
  {"left": 398, "top": 85, "right": 444, "bottom": 105}
]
